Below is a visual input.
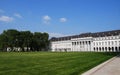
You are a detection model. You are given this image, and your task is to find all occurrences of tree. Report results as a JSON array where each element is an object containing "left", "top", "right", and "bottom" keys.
[
  {"left": 20, "top": 31, "right": 33, "bottom": 51},
  {"left": 33, "top": 32, "right": 42, "bottom": 51},
  {"left": 0, "top": 29, "right": 20, "bottom": 51},
  {"left": 0, "top": 29, "right": 49, "bottom": 52},
  {"left": 0, "top": 34, "right": 8, "bottom": 51},
  {"left": 41, "top": 32, "right": 49, "bottom": 51}
]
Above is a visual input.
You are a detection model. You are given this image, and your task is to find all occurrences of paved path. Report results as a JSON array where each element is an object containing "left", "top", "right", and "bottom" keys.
[{"left": 82, "top": 55, "right": 120, "bottom": 75}]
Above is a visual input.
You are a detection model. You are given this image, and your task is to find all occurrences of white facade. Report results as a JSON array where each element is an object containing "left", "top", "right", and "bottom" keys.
[
  {"left": 50, "top": 30, "right": 120, "bottom": 52},
  {"left": 93, "top": 35, "right": 120, "bottom": 52}
]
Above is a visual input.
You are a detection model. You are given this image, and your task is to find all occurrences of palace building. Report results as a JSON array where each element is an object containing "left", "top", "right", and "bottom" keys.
[{"left": 50, "top": 30, "right": 120, "bottom": 52}]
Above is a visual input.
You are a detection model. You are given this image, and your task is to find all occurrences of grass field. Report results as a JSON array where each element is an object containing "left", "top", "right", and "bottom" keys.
[{"left": 0, "top": 52, "right": 119, "bottom": 75}]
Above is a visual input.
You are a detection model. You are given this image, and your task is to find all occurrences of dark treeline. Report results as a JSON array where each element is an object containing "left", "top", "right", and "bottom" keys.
[{"left": 0, "top": 29, "right": 49, "bottom": 52}]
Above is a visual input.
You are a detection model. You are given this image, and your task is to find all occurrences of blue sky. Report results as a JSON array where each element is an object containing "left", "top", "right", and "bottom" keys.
[{"left": 0, "top": 0, "right": 120, "bottom": 37}]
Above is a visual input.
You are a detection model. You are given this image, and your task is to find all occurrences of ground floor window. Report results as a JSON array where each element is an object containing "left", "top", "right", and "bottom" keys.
[
  {"left": 105, "top": 47, "right": 107, "bottom": 51},
  {"left": 96, "top": 47, "right": 98, "bottom": 51},
  {"left": 119, "top": 47, "right": 120, "bottom": 51},
  {"left": 115, "top": 47, "right": 118, "bottom": 52},
  {"left": 102, "top": 47, "right": 104, "bottom": 51},
  {"left": 94, "top": 47, "right": 95, "bottom": 51},
  {"left": 99, "top": 47, "right": 101, "bottom": 51},
  {"left": 112, "top": 47, "right": 114, "bottom": 52}
]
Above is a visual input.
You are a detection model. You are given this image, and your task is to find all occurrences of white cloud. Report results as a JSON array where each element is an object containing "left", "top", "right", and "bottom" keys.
[
  {"left": 14, "top": 13, "right": 22, "bottom": 18},
  {"left": 0, "top": 9, "right": 4, "bottom": 13},
  {"left": 60, "top": 17, "right": 67, "bottom": 22},
  {"left": 0, "top": 15, "right": 14, "bottom": 22},
  {"left": 49, "top": 33, "right": 66, "bottom": 37},
  {"left": 42, "top": 15, "right": 51, "bottom": 24}
]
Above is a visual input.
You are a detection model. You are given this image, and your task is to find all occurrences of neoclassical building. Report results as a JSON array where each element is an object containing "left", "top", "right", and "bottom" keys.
[{"left": 50, "top": 30, "right": 120, "bottom": 52}]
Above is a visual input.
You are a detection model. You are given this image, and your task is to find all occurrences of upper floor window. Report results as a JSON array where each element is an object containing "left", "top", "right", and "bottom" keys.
[
  {"left": 96, "top": 42, "right": 98, "bottom": 45},
  {"left": 105, "top": 42, "right": 107, "bottom": 45},
  {"left": 102, "top": 42, "right": 104, "bottom": 45},
  {"left": 115, "top": 41, "right": 117, "bottom": 45},
  {"left": 111, "top": 41, "right": 114, "bottom": 45},
  {"left": 99, "top": 42, "right": 101, "bottom": 45}
]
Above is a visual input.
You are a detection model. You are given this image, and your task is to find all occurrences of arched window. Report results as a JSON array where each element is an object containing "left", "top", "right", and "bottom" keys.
[
  {"left": 119, "top": 47, "right": 120, "bottom": 52},
  {"left": 83, "top": 41, "right": 84, "bottom": 45},
  {"left": 75, "top": 42, "right": 76, "bottom": 45},
  {"left": 108, "top": 47, "right": 111, "bottom": 51},
  {"left": 89, "top": 41, "right": 91, "bottom": 45},
  {"left": 112, "top": 47, "right": 114, "bottom": 52},
  {"left": 86, "top": 41, "right": 88, "bottom": 44},
  {"left": 94, "top": 47, "right": 95, "bottom": 51},
  {"left": 80, "top": 42, "right": 81, "bottom": 45},
  {"left": 115, "top": 47, "right": 118, "bottom": 52},
  {"left": 96, "top": 47, "right": 98, "bottom": 51},
  {"left": 102, "top": 47, "right": 104, "bottom": 51},
  {"left": 105, "top": 47, "right": 107, "bottom": 51},
  {"left": 99, "top": 47, "right": 101, "bottom": 51},
  {"left": 77, "top": 42, "right": 79, "bottom": 45}
]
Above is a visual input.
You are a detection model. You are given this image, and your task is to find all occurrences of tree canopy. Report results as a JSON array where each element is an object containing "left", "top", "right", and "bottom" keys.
[{"left": 0, "top": 29, "right": 49, "bottom": 52}]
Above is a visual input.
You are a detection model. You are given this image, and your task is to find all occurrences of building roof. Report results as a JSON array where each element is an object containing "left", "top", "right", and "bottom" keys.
[{"left": 50, "top": 30, "right": 120, "bottom": 41}]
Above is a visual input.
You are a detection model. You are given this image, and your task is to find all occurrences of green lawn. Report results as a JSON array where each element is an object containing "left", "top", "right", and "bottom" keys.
[{"left": 0, "top": 52, "right": 119, "bottom": 75}]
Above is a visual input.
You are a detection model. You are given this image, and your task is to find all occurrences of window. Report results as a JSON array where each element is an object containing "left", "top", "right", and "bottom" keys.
[
  {"left": 115, "top": 47, "right": 118, "bottom": 52},
  {"left": 75, "top": 42, "right": 76, "bottom": 45},
  {"left": 86, "top": 41, "right": 87, "bottom": 44},
  {"left": 99, "top": 42, "right": 101, "bottom": 45},
  {"left": 99, "top": 47, "right": 101, "bottom": 51},
  {"left": 96, "top": 42, "right": 98, "bottom": 46},
  {"left": 105, "top": 42, "right": 107, "bottom": 45},
  {"left": 105, "top": 47, "right": 107, "bottom": 51},
  {"left": 108, "top": 41, "right": 110, "bottom": 45},
  {"left": 77, "top": 42, "right": 79, "bottom": 45},
  {"left": 83, "top": 41, "right": 84, "bottom": 45},
  {"left": 96, "top": 47, "right": 98, "bottom": 51},
  {"left": 80, "top": 42, "right": 81, "bottom": 45},
  {"left": 108, "top": 47, "right": 111, "bottom": 51},
  {"left": 89, "top": 41, "right": 91, "bottom": 45},
  {"left": 102, "top": 47, "right": 104, "bottom": 51},
  {"left": 94, "top": 47, "right": 95, "bottom": 51},
  {"left": 112, "top": 41, "right": 114, "bottom": 45},
  {"left": 119, "top": 47, "right": 120, "bottom": 51},
  {"left": 112, "top": 47, "right": 114, "bottom": 52}
]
